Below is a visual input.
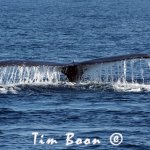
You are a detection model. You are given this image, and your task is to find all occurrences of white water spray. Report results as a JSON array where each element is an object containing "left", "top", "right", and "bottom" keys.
[
  {"left": 0, "top": 58, "right": 150, "bottom": 92},
  {"left": 82, "top": 58, "right": 150, "bottom": 92},
  {"left": 0, "top": 65, "right": 61, "bottom": 86}
]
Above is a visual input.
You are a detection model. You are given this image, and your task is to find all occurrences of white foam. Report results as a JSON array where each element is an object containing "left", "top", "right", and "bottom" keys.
[
  {"left": 0, "top": 87, "right": 8, "bottom": 94},
  {"left": 113, "top": 80, "right": 150, "bottom": 92},
  {"left": 0, "top": 86, "right": 21, "bottom": 94},
  {"left": 148, "top": 61, "right": 150, "bottom": 68}
]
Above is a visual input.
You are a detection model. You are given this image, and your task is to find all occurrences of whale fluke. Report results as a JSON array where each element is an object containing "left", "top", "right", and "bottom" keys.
[{"left": 0, "top": 53, "right": 150, "bottom": 82}]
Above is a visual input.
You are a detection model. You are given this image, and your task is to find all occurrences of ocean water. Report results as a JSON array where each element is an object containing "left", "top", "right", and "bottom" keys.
[{"left": 0, "top": 0, "right": 150, "bottom": 149}]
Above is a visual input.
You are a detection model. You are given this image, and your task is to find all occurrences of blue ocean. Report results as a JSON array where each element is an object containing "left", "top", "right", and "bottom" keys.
[{"left": 0, "top": 0, "right": 150, "bottom": 149}]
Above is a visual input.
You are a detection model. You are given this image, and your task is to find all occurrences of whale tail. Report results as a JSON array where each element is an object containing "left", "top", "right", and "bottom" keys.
[{"left": 0, "top": 53, "right": 149, "bottom": 83}]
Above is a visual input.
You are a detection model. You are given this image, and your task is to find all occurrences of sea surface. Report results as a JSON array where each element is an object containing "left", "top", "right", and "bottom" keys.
[{"left": 0, "top": 0, "right": 150, "bottom": 149}]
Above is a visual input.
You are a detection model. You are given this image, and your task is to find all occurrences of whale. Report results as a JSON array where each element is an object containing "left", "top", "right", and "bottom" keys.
[{"left": 0, "top": 53, "right": 150, "bottom": 82}]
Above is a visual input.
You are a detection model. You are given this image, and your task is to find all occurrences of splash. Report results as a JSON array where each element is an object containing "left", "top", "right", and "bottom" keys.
[
  {"left": 0, "top": 65, "right": 63, "bottom": 94},
  {"left": 82, "top": 58, "right": 150, "bottom": 92},
  {"left": 0, "top": 58, "right": 150, "bottom": 93},
  {"left": 0, "top": 66, "right": 61, "bottom": 86}
]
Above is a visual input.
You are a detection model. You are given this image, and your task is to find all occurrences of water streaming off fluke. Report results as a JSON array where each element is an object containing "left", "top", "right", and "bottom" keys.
[
  {"left": 0, "top": 66, "right": 61, "bottom": 86},
  {"left": 82, "top": 59, "right": 150, "bottom": 91},
  {"left": 0, "top": 54, "right": 150, "bottom": 92}
]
